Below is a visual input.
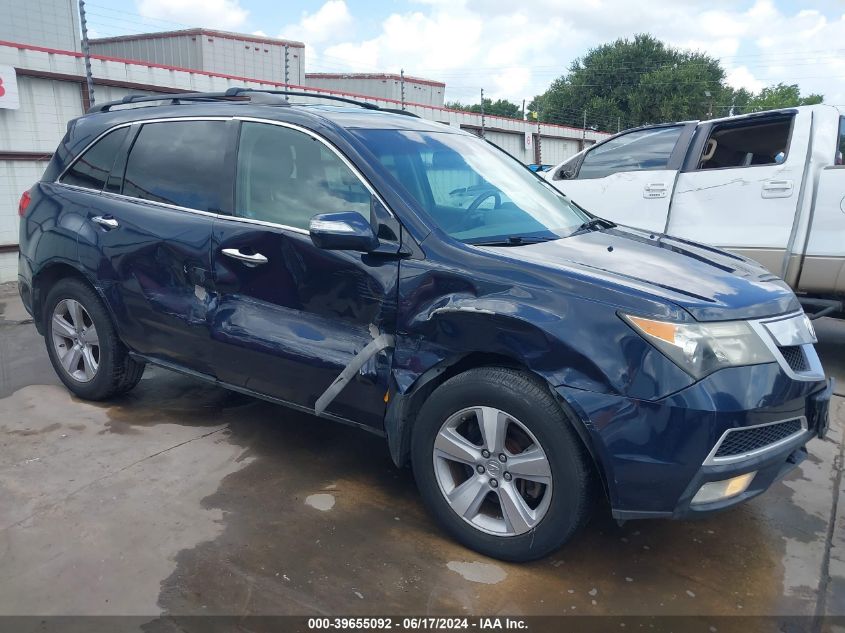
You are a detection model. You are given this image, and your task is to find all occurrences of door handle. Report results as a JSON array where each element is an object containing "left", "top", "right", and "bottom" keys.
[
  {"left": 221, "top": 248, "right": 268, "bottom": 267},
  {"left": 91, "top": 215, "right": 119, "bottom": 230},
  {"left": 643, "top": 183, "right": 668, "bottom": 199},
  {"left": 762, "top": 179, "right": 794, "bottom": 198}
]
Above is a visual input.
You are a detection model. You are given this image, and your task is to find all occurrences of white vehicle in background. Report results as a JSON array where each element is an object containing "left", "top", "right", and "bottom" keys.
[{"left": 544, "top": 105, "right": 845, "bottom": 317}]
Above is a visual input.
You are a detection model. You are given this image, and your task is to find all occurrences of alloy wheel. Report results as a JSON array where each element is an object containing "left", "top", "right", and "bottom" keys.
[
  {"left": 50, "top": 298, "right": 100, "bottom": 383},
  {"left": 432, "top": 406, "right": 553, "bottom": 536}
]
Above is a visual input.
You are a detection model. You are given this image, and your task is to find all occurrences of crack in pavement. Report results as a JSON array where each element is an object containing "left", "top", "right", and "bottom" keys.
[{"left": 1, "top": 426, "right": 227, "bottom": 533}]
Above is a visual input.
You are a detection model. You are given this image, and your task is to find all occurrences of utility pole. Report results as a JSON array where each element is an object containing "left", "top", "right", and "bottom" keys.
[
  {"left": 284, "top": 44, "right": 290, "bottom": 100},
  {"left": 79, "top": 0, "right": 95, "bottom": 108},
  {"left": 705, "top": 90, "right": 713, "bottom": 119},
  {"left": 581, "top": 109, "right": 587, "bottom": 149},
  {"left": 536, "top": 107, "right": 542, "bottom": 164},
  {"left": 400, "top": 69, "right": 405, "bottom": 111},
  {"left": 480, "top": 88, "right": 485, "bottom": 138},
  {"left": 617, "top": 116, "right": 621, "bottom": 133}
]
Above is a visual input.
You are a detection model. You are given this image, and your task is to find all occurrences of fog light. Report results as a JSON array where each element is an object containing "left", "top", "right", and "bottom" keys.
[{"left": 691, "top": 472, "right": 756, "bottom": 505}]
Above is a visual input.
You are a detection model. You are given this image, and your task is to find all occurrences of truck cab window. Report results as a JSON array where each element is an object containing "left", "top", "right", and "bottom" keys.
[
  {"left": 576, "top": 126, "right": 683, "bottom": 179},
  {"left": 696, "top": 115, "right": 793, "bottom": 170}
]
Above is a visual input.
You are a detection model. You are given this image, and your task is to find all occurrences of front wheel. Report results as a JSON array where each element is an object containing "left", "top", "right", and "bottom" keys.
[
  {"left": 44, "top": 278, "right": 144, "bottom": 400},
  {"left": 411, "top": 367, "right": 595, "bottom": 561}
]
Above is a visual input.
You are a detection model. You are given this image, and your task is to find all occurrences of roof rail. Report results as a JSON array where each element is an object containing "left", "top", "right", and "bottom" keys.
[
  {"left": 87, "top": 91, "right": 243, "bottom": 113},
  {"left": 87, "top": 86, "right": 421, "bottom": 117},
  {"left": 226, "top": 88, "right": 418, "bottom": 116}
]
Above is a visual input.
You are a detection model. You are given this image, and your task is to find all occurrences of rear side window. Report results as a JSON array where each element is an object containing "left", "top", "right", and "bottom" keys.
[
  {"left": 836, "top": 116, "right": 844, "bottom": 165},
  {"left": 577, "top": 126, "right": 683, "bottom": 179},
  {"left": 235, "top": 122, "right": 371, "bottom": 230},
  {"left": 123, "top": 121, "right": 229, "bottom": 212},
  {"left": 61, "top": 127, "right": 128, "bottom": 190}
]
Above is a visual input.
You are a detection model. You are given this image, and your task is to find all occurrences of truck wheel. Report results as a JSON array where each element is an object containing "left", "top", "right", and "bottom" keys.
[
  {"left": 44, "top": 278, "right": 144, "bottom": 401},
  {"left": 411, "top": 367, "right": 594, "bottom": 561}
]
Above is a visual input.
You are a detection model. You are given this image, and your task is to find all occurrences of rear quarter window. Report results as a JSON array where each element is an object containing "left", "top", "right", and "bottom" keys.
[
  {"left": 60, "top": 127, "right": 129, "bottom": 191},
  {"left": 836, "top": 116, "right": 844, "bottom": 165}
]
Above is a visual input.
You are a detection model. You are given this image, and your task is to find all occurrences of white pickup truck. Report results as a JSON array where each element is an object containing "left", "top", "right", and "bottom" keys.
[{"left": 544, "top": 105, "right": 845, "bottom": 316}]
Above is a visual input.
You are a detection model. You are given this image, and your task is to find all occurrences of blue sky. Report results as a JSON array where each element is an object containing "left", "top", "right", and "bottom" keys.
[{"left": 84, "top": 0, "right": 845, "bottom": 106}]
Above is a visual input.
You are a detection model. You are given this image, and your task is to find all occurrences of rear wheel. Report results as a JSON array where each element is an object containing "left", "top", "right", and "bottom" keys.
[
  {"left": 411, "top": 367, "right": 595, "bottom": 561},
  {"left": 44, "top": 278, "right": 144, "bottom": 400}
]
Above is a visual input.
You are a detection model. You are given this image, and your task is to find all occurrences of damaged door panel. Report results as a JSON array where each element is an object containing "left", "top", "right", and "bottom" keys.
[
  {"left": 75, "top": 119, "right": 230, "bottom": 375},
  {"left": 210, "top": 220, "right": 398, "bottom": 428},
  {"left": 207, "top": 119, "right": 400, "bottom": 429}
]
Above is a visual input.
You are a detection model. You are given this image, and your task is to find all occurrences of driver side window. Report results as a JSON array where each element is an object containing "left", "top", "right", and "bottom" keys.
[
  {"left": 235, "top": 122, "right": 371, "bottom": 230},
  {"left": 577, "top": 126, "right": 683, "bottom": 180}
]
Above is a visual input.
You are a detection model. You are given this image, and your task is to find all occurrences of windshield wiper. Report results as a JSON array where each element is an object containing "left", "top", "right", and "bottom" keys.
[
  {"left": 572, "top": 217, "right": 617, "bottom": 234},
  {"left": 468, "top": 235, "right": 558, "bottom": 247}
]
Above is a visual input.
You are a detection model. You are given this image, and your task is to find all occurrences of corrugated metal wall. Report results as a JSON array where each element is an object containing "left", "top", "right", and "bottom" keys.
[
  {"left": 303, "top": 76, "right": 444, "bottom": 107},
  {"left": 538, "top": 137, "right": 582, "bottom": 165},
  {"left": 90, "top": 36, "right": 203, "bottom": 71},
  {"left": 200, "top": 37, "right": 303, "bottom": 84},
  {"left": 90, "top": 34, "right": 306, "bottom": 86},
  {"left": 0, "top": 0, "right": 80, "bottom": 52},
  {"left": 484, "top": 130, "right": 527, "bottom": 162},
  {"left": 0, "top": 77, "right": 83, "bottom": 151},
  {"left": 0, "top": 74, "right": 83, "bottom": 280},
  {"left": 0, "top": 161, "right": 49, "bottom": 280}
]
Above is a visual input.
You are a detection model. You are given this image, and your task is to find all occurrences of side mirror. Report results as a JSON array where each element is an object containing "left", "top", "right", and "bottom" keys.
[
  {"left": 309, "top": 212, "right": 379, "bottom": 252},
  {"left": 560, "top": 169, "right": 576, "bottom": 180}
]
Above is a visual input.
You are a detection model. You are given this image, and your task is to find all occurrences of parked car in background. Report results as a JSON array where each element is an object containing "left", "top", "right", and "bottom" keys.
[
  {"left": 17, "top": 89, "right": 832, "bottom": 561},
  {"left": 545, "top": 106, "right": 845, "bottom": 317}
]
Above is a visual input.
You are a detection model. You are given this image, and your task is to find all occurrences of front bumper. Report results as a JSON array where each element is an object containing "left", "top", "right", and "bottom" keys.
[{"left": 557, "top": 368, "right": 833, "bottom": 520}]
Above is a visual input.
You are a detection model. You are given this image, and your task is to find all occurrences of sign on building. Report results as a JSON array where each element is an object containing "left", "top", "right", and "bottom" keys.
[
  {"left": 0, "top": 65, "right": 20, "bottom": 110},
  {"left": 524, "top": 131, "right": 533, "bottom": 151}
]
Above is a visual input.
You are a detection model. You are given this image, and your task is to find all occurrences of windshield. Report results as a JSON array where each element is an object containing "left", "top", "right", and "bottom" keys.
[{"left": 352, "top": 129, "right": 589, "bottom": 244}]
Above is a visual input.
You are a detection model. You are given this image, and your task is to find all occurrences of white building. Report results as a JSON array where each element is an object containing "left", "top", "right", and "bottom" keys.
[
  {"left": 0, "top": 0, "right": 609, "bottom": 282},
  {"left": 89, "top": 29, "right": 305, "bottom": 86},
  {"left": 305, "top": 73, "right": 445, "bottom": 107},
  {"left": 0, "top": 0, "right": 80, "bottom": 52}
]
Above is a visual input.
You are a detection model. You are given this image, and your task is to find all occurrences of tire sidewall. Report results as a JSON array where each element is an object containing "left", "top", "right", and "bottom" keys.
[
  {"left": 44, "top": 279, "right": 117, "bottom": 400},
  {"left": 411, "top": 369, "right": 590, "bottom": 561}
]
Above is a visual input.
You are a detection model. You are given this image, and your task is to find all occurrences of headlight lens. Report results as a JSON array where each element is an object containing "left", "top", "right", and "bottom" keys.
[{"left": 623, "top": 314, "right": 775, "bottom": 378}]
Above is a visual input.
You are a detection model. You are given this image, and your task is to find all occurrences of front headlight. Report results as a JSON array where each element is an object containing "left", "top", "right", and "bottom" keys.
[{"left": 623, "top": 314, "right": 775, "bottom": 379}]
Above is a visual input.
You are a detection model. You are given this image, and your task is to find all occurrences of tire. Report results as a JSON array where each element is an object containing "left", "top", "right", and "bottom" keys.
[
  {"left": 43, "top": 277, "right": 144, "bottom": 400},
  {"left": 411, "top": 367, "right": 595, "bottom": 561}
]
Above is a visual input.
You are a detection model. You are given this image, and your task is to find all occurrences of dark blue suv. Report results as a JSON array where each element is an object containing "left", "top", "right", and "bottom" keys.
[{"left": 17, "top": 89, "right": 833, "bottom": 561}]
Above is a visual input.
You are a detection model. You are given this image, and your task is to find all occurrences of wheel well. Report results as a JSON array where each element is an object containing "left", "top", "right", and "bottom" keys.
[
  {"left": 31, "top": 264, "right": 91, "bottom": 332},
  {"left": 386, "top": 352, "right": 611, "bottom": 504}
]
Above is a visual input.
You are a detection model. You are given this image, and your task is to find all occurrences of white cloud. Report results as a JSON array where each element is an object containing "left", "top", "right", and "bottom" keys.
[
  {"left": 135, "top": 0, "right": 248, "bottom": 30},
  {"left": 280, "top": 0, "right": 354, "bottom": 45},
  {"left": 725, "top": 66, "right": 765, "bottom": 93},
  {"left": 288, "top": 0, "right": 845, "bottom": 106}
]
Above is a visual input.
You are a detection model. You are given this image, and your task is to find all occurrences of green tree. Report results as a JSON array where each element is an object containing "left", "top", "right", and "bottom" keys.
[
  {"left": 531, "top": 34, "right": 732, "bottom": 130},
  {"left": 446, "top": 97, "right": 522, "bottom": 118},
  {"left": 733, "top": 83, "right": 823, "bottom": 114}
]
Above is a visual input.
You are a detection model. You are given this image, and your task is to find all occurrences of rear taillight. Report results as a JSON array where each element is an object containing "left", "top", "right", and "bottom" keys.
[{"left": 18, "top": 189, "right": 32, "bottom": 217}]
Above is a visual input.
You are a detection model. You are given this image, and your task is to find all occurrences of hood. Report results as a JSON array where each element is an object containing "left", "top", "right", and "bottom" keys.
[{"left": 482, "top": 226, "right": 800, "bottom": 321}]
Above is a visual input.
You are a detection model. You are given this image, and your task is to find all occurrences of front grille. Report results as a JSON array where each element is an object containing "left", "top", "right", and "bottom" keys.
[
  {"left": 779, "top": 346, "right": 809, "bottom": 372},
  {"left": 714, "top": 419, "right": 803, "bottom": 458}
]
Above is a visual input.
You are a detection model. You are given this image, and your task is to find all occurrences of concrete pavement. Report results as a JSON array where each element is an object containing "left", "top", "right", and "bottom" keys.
[{"left": 0, "top": 282, "right": 842, "bottom": 628}]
